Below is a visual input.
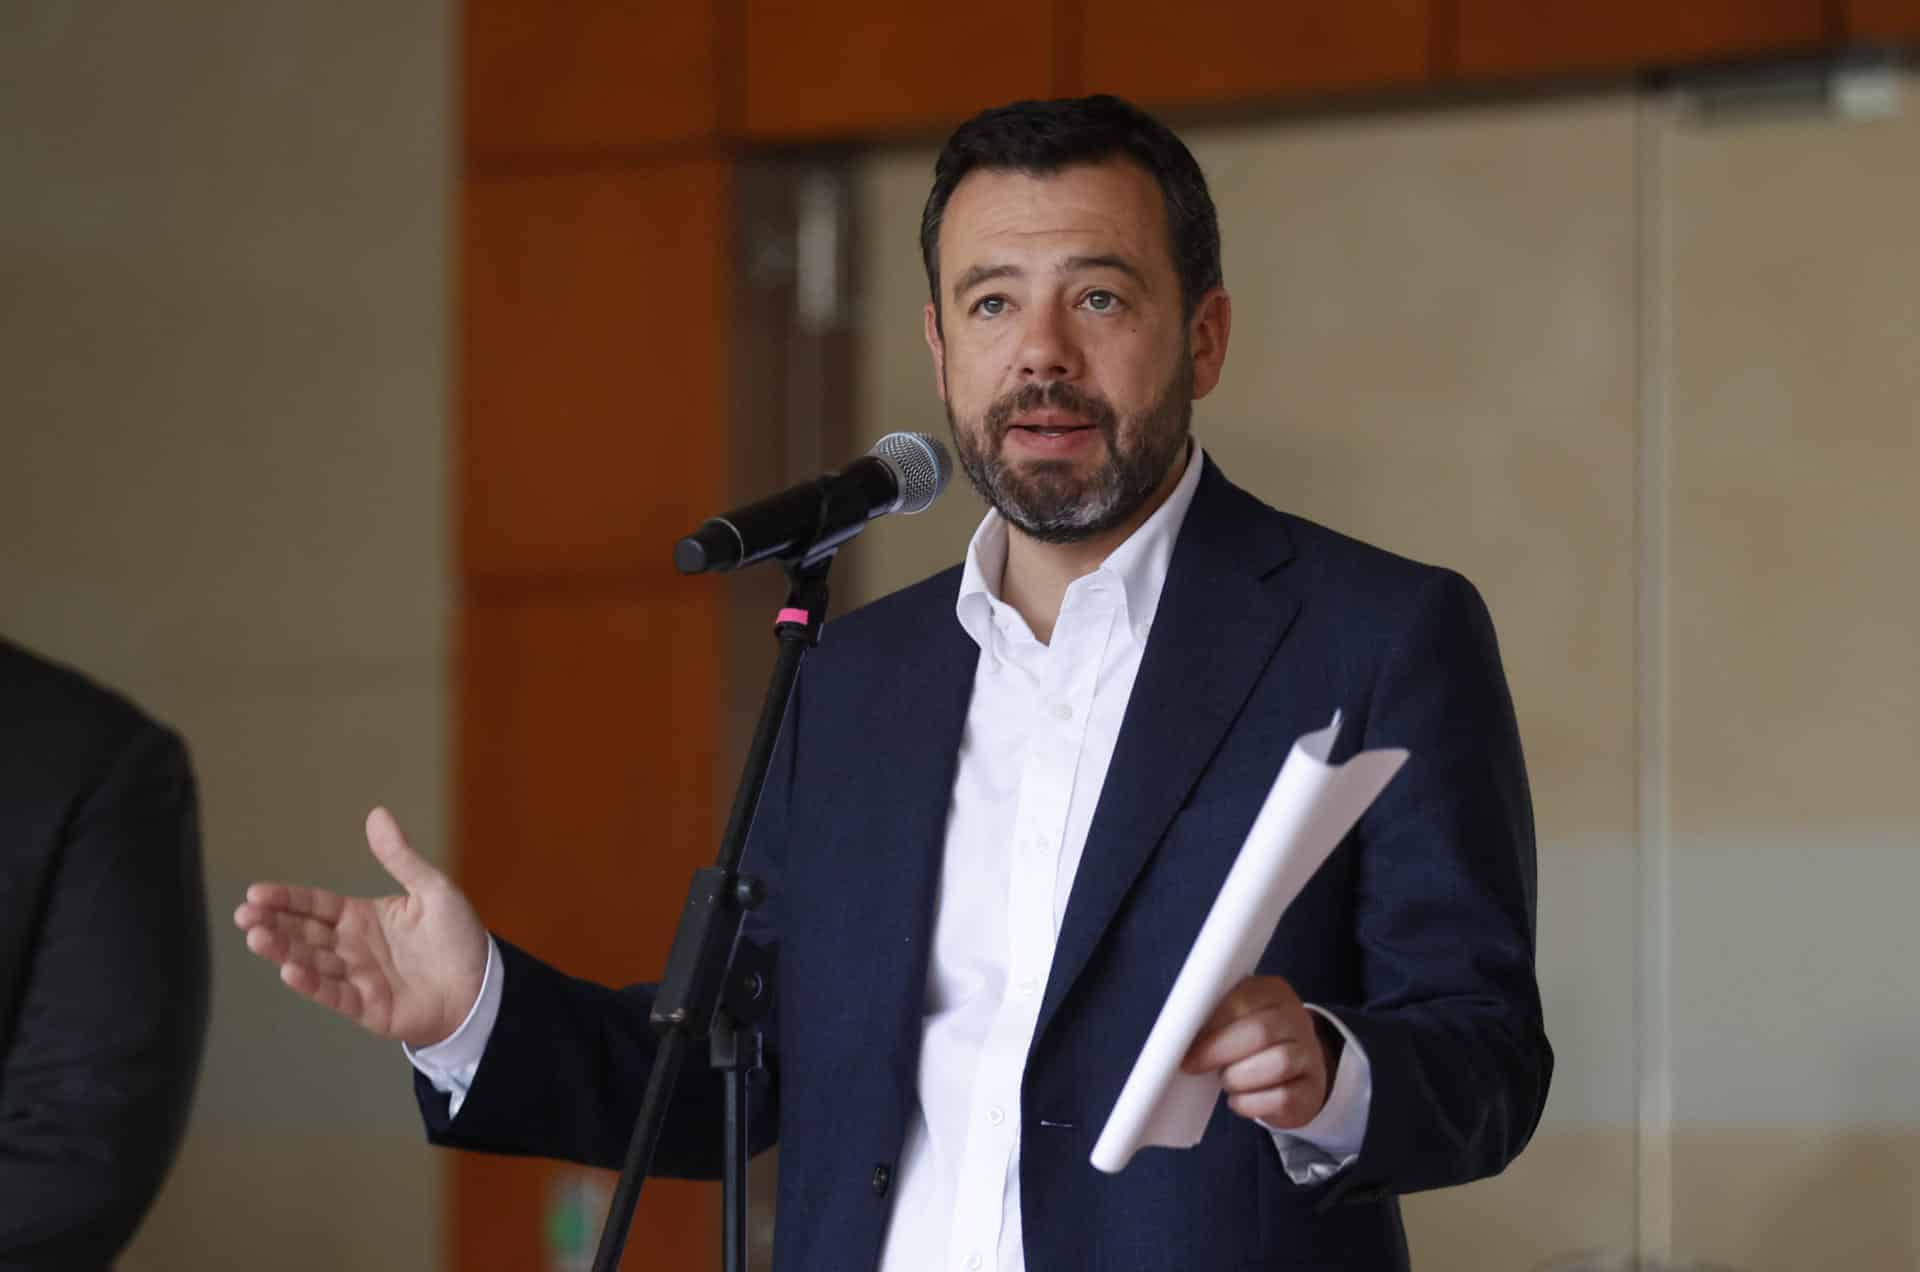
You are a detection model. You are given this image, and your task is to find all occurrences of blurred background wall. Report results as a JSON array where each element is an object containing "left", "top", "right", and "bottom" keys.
[
  {"left": 0, "top": 0, "right": 450, "bottom": 1267},
  {"left": 3, "top": 2, "right": 1916, "bottom": 1270}
]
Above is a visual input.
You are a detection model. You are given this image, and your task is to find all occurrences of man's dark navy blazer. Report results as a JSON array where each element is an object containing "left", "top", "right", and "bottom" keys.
[{"left": 419, "top": 457, "right": 1553, "bottom": 1270}]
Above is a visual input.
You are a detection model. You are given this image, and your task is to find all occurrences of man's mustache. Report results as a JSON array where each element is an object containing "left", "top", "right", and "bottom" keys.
[{"left": 982, "top": 382, "right": 1119, "bottom": 441}]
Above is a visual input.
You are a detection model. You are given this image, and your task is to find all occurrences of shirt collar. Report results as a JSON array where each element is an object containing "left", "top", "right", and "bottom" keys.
[{"left": 955, "top": 440, "right": 1206, "bottom": 651}]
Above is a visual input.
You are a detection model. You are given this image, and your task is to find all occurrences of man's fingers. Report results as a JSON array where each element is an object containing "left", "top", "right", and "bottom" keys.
[
  {"left": 235, "top": 905, "right": 337, "bottom": 950},
  {"left": 1220, "top": 1043, "right": 1312, "bottom": 1094},
  {"left": 1182, "top": 980, "right": 1330, "bottom": 1129},
  {"left": 243, "top": 922, "right": 288, "bottom": 962},
  {"left": 1184, "top": 1009, "right": 1305, "bottom": 1073},
  {"left": 365, "top": 806, "right": 439, "bottom": 894},
  {"left": 282, "top": 940, "right": 350, "bottom": 979},
  {"left": 236, "top": 905, "right": 339, "bottom": 954},
  {"left": 242, "top": 924, "right": 349, "bottom": 978},
  {"left": 1227, "top": 1077, "right": 1324, "bottom": 1129},
  {"left": 243, "top": 881, "right": 346, "bottom": 923},
  {"left": 1193, "top": 974, "right": 1305, "bottom": 1039}
]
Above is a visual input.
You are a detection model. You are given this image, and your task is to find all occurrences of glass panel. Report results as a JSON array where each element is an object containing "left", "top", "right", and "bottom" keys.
[{"left": 1660, "top": 68, "right": 1920, "bottom": 1271}]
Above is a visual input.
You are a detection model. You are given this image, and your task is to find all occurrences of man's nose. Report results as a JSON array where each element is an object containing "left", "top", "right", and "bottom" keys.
[{"left": 1016, "top": 304, "right": 1082, "bottom": 381}]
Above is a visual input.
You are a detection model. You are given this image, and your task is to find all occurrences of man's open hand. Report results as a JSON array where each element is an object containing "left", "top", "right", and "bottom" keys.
[
  {"left": 1181, "top": 975, "right": 1333, "bottom": 1130},
  {"left": 233, "top": 807, "right": 489, "bottom": 1050}
]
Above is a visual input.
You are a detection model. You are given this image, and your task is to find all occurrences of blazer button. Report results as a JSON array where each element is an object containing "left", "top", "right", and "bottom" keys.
[{"left": 871, "top": 1163, "right": 892, "bottom": 1197}]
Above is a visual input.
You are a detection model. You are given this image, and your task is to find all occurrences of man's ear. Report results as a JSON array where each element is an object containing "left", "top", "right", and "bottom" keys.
[
  {"left": 924, "top": 301, "right": 949, "bottom": 403},
  {"left": 1187, "top": 287, "right": 1233, "bottom": 400}
]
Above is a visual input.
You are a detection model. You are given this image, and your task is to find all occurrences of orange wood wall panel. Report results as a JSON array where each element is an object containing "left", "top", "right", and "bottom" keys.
[
  {"left": 452, "top": 591, "right": 725, "bottom": 1268},
  {"left": 739, "top": 0, "right": 1059, "bottom": 140},
  {"left": 1453, "top": 0, "right": 1829, "bottom": 78},
  {"left": 458, "top": 592, "right": 723, "bottom": 978},
  {"left": 1077, "top": 0, "right": 1432, "bottom": 106},
  {"left": 457, "top": 3, "right": 735, "bottom": 1247},
  {"left": 1844, "top": 0, "right": 1920, "bottom": 39},
  {"left": 465, "top": 0, "right": 721, "bottom": 154},
  {"left": 451, "top": 1156, "right": 715, "bottom": 1272},
  {"left": 462, "top": 160, "right": 730, "bottom": 582}
]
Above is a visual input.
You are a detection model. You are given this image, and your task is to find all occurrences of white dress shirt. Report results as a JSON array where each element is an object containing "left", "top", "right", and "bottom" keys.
[{"left": 411, "top": 443, "right": 1371, "bottom": 1271}]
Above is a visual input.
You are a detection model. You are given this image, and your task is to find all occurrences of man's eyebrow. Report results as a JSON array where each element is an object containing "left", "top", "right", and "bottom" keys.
[
  {"left": 951, "top": 262, "right": 1021, "bottom": 302},
  {"left": 948, "top": 255, "right": 1150, "bottom": 304}
]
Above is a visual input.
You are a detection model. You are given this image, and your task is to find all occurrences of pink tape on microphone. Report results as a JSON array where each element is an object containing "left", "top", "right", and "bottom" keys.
[{"left": 774, "top": 607, "right": 811, "bottom": 628}]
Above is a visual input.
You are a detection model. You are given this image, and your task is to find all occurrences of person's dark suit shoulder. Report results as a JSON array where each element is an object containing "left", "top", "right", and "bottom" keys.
[
  {"left": 814, "top": 563, "right": 967, "bottom": 650},
  {"left": 810, "top": 479, "right": 1497, "bottom": 667},
  {"left": 0, "top": 637, "right": 209, "bottom": 1271},
  {"left": 0, "top": 638, "right": 185, "bottom": 793}
]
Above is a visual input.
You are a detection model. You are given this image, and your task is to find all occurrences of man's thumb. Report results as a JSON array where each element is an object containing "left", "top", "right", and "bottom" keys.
[{"left": 365, "top": 806, "right": 439, "bottom": 892}]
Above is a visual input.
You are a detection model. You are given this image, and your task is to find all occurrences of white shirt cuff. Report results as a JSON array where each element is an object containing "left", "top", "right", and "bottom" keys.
[
  {"left": 402, "top": 935, "right": 503, "bottom": 1119},
  {"left": 1261, "top": 1005, "right": 1372, "bottom": 1185}
]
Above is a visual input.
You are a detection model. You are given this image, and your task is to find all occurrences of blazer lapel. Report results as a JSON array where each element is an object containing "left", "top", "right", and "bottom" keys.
[{"left": 1034, "top": 460, "right": 1300, "bottom": 1046}]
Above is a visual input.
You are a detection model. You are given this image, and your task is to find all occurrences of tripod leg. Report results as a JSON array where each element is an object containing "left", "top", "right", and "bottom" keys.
[
  {"left": 723, "top": 1062, "right": 748, "bottom": 1272},
  {"left": 590, "top": 1026, "right": 691, "bottom": 1272}
]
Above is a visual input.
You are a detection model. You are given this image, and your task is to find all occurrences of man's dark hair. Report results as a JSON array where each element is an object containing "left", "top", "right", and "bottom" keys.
[{"left": 920, "top": 94, "right": 1222, "bottom": 319}]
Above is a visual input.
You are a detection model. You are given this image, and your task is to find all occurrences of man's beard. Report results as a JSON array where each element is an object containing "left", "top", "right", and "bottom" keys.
[{"left": 947, "top": 360, "right": 1193, "bottom": 545}]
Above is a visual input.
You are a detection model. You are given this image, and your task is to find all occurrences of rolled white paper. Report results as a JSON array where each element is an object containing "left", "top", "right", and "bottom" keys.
[{"left": 1090, "top": 711, "right": 1407, "bottom": 1174}]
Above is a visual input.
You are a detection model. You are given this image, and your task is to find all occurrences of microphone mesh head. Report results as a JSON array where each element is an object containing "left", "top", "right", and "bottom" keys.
[{"left": 870, "top": 432, "right": 951, "bottom": 515}]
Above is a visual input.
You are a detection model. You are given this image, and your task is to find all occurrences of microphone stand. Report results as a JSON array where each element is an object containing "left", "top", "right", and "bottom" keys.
[{"left": 589, "top": 554, "right": 832, "bottom": 1272}]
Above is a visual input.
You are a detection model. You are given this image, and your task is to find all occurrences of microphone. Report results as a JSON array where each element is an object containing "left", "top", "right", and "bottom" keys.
[{"left": 674, "top": 431, "right": 952, "bottom": 574}]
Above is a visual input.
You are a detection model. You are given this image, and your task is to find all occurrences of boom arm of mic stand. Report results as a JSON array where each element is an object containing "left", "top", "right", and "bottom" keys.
[{"left": 590, "top": 557, "right": 831, "bottom": 1272}]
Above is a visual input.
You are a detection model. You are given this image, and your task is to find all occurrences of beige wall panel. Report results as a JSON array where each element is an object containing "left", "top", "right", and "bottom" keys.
[
  {"left": 0, "top": 3, "right": 449, "bottom": 1268},
  {"left": 0, "top": 26, "right": 448, "bottom": 679},
  {"left": 1663, "top": 830, "right": 1918, "bottom": 1130},
  {"left": 849, "top": 95, "right": 1644, "bottom": 1267},
  {"left": 1666, "top": 95, "right": 1920, "bottom": 832},
  {"left": 1401, "top": 1129, "right": 1636, "bottom": 1271},
  {"left": 1661, "top": 74, "right": 1920, "bottom": 1270},
  {"left": 1670, "top": 1129, "right": 1920, "bottom": 1270},
  {"left": 122, "top": 1135, "right": 436, "bottom": 1272}
]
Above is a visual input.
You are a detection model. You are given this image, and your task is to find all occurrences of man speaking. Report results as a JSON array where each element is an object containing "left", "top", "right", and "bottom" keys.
[{"left": 237, "top": 95, "right": 1550, "bottom": 1270}]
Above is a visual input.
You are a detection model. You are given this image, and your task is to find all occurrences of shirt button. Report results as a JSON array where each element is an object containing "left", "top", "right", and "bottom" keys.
[
  {"left": 988, "top": 1106, "right": 1006, "bottom": 1126},
  {"left": 1051, "top": 702, "right": 1073, "bottom": 721},
  {"left": 1015, "top": 977, "right": 1038, "bottom": 997},
  {"left": 965, "top": 1254, "right": 984, "bottom": 1271}
]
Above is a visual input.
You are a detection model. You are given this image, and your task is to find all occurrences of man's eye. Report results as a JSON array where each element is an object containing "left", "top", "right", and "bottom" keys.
[
  {"left": 1083, "top": 290, "right": 1119, "bottom": 312},
  {"left": 973, "top": 296, "right": 1007, "bottom": 317}
]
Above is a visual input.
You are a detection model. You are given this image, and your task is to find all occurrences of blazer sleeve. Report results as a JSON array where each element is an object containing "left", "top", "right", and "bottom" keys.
[
  {"left": 1314, "top": 568, "right": 1553, "bottom": 1205},
  {"left": 0, "top": 725, "right": 210, "bottom": 1269},
  {"left": 414, "top": 675, "right": 795, "bottom": 1180}
]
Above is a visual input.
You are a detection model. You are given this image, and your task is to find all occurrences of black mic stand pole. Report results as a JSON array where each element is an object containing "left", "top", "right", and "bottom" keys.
[{"left": 589, "top": 554, "right": 832, "bottom": 1272}]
